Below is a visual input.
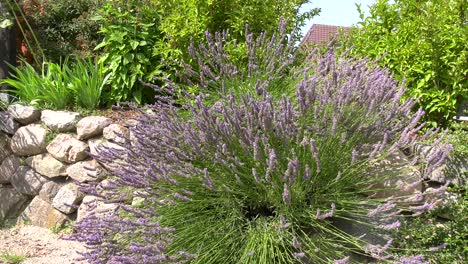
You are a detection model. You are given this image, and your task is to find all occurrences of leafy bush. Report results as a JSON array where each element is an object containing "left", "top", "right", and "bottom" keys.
[
  {"left": 72, "top": 40, "right": 451, "bottom": 262},
  {"left": 151, "top": 0, "right": 320, "bottom": 62},
  {"left": 94, "top": 0, "right": 162, "bottom": 104},
  {"left": 340, "top": 0, "right": 468, "bottom": 126},
  {"left": 0, "top": 59, "right": 108, "bottom": 110},
  {"left": 21, "top": 0, "right": 104, "bottom": 62},
  {"left": 95, "top": 0, "right": 318, "bottom": 105},
  {"left": 393, "top": 184, "right": 467, "bottom": 263}
]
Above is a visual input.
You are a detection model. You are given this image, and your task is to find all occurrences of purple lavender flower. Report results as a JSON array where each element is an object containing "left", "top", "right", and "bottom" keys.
[
  {"left": 70, "top": 30, "right": 451, "bottom": 263},
  {"left": 395, "top": 255, "right": 429, "bottom": 264},
  {"left": 279, "top": 215, "right": 291, "bottom": 229},
  {"left": 368, "top": 202, "right": 396, "bottom": 217},
  {"left": 293, "top": 252, "right": 306, "bottom": 258},
  {"left": 428, "top": 242, "right": 448, "bottom": 252},
  {"left": 316, "top": 203, "right": 336, "bottom": 220},
  {"left": 364, "top": 239, "right": 393, "bottom": 260},
  {"left": 292, "top": 236, "right": 302, "bottom": 249},
  {"left": 283, "top": 183, "right": 291, "bottom": 205},
  {"left": 378, "top": 220, "right": 401, "bottom": 230},
  {"left": 334, "top": 256, "right": 350, "bottom": 264},
  {"left": 409, "top": 202, "right": 435, "bottom": 216}
]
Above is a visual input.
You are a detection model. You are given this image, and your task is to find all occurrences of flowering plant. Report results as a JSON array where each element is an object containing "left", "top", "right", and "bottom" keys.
[{"left": 71, "top": 28, "right": 451, "bottom": 264}]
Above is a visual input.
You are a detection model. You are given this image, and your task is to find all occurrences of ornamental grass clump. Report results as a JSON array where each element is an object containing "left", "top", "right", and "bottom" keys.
[{"left": 71, "top": 50, "right": 451, "bottom": 263}]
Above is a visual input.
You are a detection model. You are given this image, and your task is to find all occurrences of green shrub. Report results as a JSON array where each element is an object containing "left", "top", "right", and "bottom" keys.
[
  {"left": 151, "top": 0, "right": 319, "bottom": 62},
  {"left": 22, "top": 0, "right": 104, "bottom": 62},
  {"left": 94, "top": 0, "right": 162, "bottom": 104},
  {"left": 340, "top": 0, "right": 468, "bottom": 126},
  {"left": 393, "top": 185, "right": 467, "bottom": 263}
]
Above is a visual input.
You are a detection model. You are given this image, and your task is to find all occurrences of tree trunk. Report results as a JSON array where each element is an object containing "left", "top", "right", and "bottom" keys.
[{"left": 0, "top": 1, "right": 17, "bottom": 102}]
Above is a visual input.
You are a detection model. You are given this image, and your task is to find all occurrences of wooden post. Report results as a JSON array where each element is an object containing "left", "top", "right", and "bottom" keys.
[{"left": 0, "top": 1, "right": 17, "bottom": 102}]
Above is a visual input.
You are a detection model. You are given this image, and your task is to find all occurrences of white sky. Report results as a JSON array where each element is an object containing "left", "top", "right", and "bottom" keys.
[{"left": 300, "top": 0, "right": 377, "bottom": 36}]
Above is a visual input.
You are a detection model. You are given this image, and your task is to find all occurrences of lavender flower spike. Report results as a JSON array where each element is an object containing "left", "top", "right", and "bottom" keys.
[
  {"left": 334, "top": 256, "right": 350, "bottom": 264},
  {"left": 282, "top": 183, "right": 291, "bottom": 205},
  {"left": 395, "top": 255, "right": 429, "bottom": 264},
  {"left": 378, "top": 220, "right": 401, "bottom": 230},
  {"left": 367, "top": 201, "right": 396, "bottom": 217},
  {"left": 428, "top": 242, "right": 448, "bottom": 252},
  {"left": 316, "top": 203, "right": 336, "bottom": 220}
]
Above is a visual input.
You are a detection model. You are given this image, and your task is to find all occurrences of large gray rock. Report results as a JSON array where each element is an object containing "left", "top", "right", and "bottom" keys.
[
  {"left": 366, "top": 150, "right": 422, "bottom": 199},
  {"left": 10, "top": 166, "right": 47, "bottom": 196},
  {"left": 0, "top": 185, "right": 30, "bottom": 222},
  {"left": 76, "top": 116, "right": 111, "bottom": 140},
  {"left": 103, "top": 124, "right": 129, "bottom": 144},
  {"left": 7, "top": 104, "right": 41, "bottom": 125},
  {"left": 25, "top": 154, "right": 68, "bottom": 178},
  {"left": 46, "top": 134, "right": 89, "bottom": 163},
  {"left": 88, "top": 138, "right": 127, "bottom": 171},
  {"left": 412, "top": 143, "right": 467, "bottom": 185},
  {"left": 0, "top": 112, "right": 20, "bottom": 135},
  {"left": 67, "top": 159, "right": 108, "bottom": 182},
  {"left": 77, "top": 195, "right": 118, "bottom": 222},
  {"left": 0, "top": 132, "right": 11, "bottom": 161},
  {"left": 0, "top": 155, "right": 20, "bottom": 184},
  {"left": 88, "top": 138, "right": 106, "bottom": 156},
  {"left": 41, "top": 110, "right": 81, "bottom": 132},
  {"left": 18, "top": 196, "right": 68, "bottom": 228},
  {"left": 88, "top": 138, "right": 127, "bottom": 157},
  {"left": 38, "top": 179, "right": 67, "bottom": 203},
  {"left": 10, "top": 124, "right": 48, "bottom": 156},
  {"left": 52, "top": 183, "right": 85, "bottom": 214}
]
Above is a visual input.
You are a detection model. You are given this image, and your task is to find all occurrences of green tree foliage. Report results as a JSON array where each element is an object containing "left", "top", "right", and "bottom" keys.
[
  {"left": 340, "top": 0, "right": 468, "bottom": 126},
  {"left": 152, "top": 0, "right": 319, "bottom": 63},
  {"left": 96, "top": 0, "right": 319, "bottom": 105}
]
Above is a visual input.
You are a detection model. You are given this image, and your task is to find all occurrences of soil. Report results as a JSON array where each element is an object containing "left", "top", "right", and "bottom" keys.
[
  {"left": 103, "top": 107, "right": 145, "bottom": 126},
  {"left": 0, "top": 225, "right": 85, "bottom": 264}
]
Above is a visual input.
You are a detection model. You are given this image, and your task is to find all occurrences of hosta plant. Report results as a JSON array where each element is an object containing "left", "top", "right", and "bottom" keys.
[{"left": 71, "top": 49, "right": 452, "bottom": 263}]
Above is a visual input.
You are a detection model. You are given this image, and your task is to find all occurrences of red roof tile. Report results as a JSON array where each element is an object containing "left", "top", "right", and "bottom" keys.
[{"left": 302, "top": 24, "right": 350, "bottom": 46}]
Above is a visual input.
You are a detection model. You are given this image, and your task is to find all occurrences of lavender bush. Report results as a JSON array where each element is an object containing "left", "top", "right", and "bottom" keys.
[
  {"left": 71, "top": 43, "right": 452, "bottom": 263},
  {"left": 150, "top": 20, "right": 302, "bottom": 106}
]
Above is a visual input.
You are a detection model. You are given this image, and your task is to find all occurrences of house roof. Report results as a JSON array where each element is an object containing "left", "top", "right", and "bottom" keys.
[{"left": 302, "top": 24, "right": 350, "bottom": 46}]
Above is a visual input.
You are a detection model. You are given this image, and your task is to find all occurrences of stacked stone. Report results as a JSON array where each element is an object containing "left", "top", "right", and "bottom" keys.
[{"left": 0, "top": 105, "right": 128, "bottom": 228}]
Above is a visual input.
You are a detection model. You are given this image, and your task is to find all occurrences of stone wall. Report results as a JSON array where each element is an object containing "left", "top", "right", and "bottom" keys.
[{"left": 0, "top": 105, "right": 128, "bottom": 228}]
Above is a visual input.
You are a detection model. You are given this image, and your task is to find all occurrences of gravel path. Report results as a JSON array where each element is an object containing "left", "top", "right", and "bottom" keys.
[{"left": 0, "top": 225, "right": 86, "bottom": 264}]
